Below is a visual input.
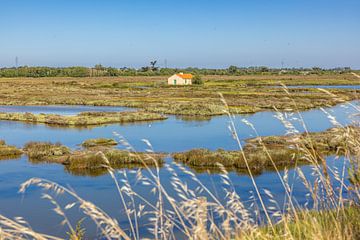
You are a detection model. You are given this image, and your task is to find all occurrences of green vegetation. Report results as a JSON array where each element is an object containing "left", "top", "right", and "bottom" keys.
[
  {"left": 174, "top": 126, "right": 359, "bottom": 173},
  {"left": 0, "top": 140, "right": 23, "bottom": 159},
  {"left": 0, "top": 66, "right": 353, "bottom": 78},
  {"left": 192, "top": 75, "right": 203, "bottom": 85},
  {"left": 0, "top": 111, "right": 167, "bottom": 126}
]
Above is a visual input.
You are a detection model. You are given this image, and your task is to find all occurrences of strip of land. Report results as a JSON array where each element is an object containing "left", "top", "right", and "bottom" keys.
[
  {"left": 0, "top": 111, "right": 167, "bottom": 126},
  {"left": 173, "top": 126, "right": 360, "bottom": 174},
  {"left": 0, "top": 73, "right": 359, "bottom": 116}
]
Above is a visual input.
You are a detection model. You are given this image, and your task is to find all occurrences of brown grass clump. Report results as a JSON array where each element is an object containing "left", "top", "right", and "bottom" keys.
[
  {"left": 22, "top": 141, "right": 164, "bottom": 176},
  {"left": 173, "top": 148, "right": 301, "bottom": 174},
  {"left": 66, "top": 149, "right": 164, "bottom": 173},
  {"left": 0, "top": 140, "right": 23, "bottom": 159},
  {"left": 23, "top": 142, "right": 71, "bottom": 164},
  {"left": 81, "top": 138, "right": 118, "bottom": 148}
]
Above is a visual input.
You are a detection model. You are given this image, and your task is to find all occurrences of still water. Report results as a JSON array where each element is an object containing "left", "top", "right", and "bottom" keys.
[
  {"left": 271, "top": 85, "right": 360, "bottom": 89},
  {"left": 0, "top": 105, "right": 132, "bottom": 116},
  {"left": 0, "top": 101, "right": 358, "bottom": 238},
  {"left": 0, "top": 102, "right": 358, "bottom": 152}
]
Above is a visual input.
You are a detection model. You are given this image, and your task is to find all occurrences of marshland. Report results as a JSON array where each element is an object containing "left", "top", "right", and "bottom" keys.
[
  {"left": 0, "top": 69, "right": 360, "bottom": 239},
  {"left": 1, "top": 1, "right": 360, "bottom": 239}
]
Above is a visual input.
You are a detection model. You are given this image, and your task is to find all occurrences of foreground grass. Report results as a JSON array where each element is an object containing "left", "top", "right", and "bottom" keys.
[
  {"left": 174, "top": 126, "right": 359, "bottom": 173},
  {"left": 0, "top": 73, "right": 359, "bottom": 116},
  {"left": 251, "top": 207, "right": 360, "bottom": 240},
  {"left": 0, "top": 111, "right": 167, "bottom": 126}
]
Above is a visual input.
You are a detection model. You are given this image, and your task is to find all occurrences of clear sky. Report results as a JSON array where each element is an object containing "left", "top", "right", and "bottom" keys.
[{"left": 0, "top": 0, "right": 359, "bottom": 69}]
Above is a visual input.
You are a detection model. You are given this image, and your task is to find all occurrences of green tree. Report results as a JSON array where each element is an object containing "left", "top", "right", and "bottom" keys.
[
  {"left": 192, "top": 75, "right": 203, "bottom": 85},
  {"left": 228, "top": 65, "right": 238, "bottom": 75}
]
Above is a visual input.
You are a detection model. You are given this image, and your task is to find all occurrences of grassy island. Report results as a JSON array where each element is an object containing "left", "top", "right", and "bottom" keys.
[
  {"left": 0, "top": 111, "right": 167, "bottom": 126},
  {"left": 173, "top": 126, "right": 359, "bottom": 173}
]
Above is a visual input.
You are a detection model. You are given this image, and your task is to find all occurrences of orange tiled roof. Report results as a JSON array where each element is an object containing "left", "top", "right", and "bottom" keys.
[{"left": 176, "top": 73, "right": 193, "bottom": 79}]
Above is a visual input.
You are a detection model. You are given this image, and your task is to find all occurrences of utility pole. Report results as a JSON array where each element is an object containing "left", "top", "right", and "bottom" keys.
[{"left": 15, "top": 56, "right": 19, "bottom": 77}]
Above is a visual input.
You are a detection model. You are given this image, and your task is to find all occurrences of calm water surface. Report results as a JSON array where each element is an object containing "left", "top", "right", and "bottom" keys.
[
  {"left": 0, "top": 101, "right": 358, "bottom": 151},
  {"left": 0, "top": 101, "right": 358, "bottom": 238},
  {"left": 271, "top": 85, "right": 360, "bottom": 89},
  {"left": 0, "top": 105, "right": 132, "bottom": 116}
]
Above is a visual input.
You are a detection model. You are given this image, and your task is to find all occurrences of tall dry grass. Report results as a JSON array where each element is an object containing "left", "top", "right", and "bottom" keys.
[{"left": 0, "top": 86, "right": 359, "bottom": 239}]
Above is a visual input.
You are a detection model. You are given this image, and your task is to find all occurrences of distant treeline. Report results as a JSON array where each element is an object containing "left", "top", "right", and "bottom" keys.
[{"left": 0, "top": 65, "right": 353, "bottom": 78}]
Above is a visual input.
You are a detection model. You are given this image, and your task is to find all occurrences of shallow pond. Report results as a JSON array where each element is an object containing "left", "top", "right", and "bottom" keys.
[{"left": 0, "top": 101, "right": 358, "bottom": 238}]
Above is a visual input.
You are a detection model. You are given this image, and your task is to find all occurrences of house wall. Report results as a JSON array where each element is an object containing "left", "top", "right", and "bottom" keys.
[{"left": 167, "top": 75, "right": 192, "bottom": 85}]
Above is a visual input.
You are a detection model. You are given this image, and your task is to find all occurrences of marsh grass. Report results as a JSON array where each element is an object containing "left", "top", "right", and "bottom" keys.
[
  {"left": 81, "top": 138, "right": 118, "bottom": 148},
  {"left": 23, "top": 140, "right": 164, "bottom": 175},
  {"left": 1, "top": 85, "right": 360, "bottom": 239},
  {"left": 173, "top": 126, "right": 360, "bottom": 174},
  {"left": 0, "top": 111, "right": 167, "bottom": 126},
  {"left": 24, "top": 142, "right": 71, "bottom": 164},
  {"left": 0, "top": 140, "right": 23, "bottom": 159},
  {"left": 0, "top": 74, "right": 359, "bottom": 116},
  {"left": 173, "top": 148, "right": 302, "bottom": 175},
  {"left": 66, "top": 149, "right": 164, "bottom": 172}
]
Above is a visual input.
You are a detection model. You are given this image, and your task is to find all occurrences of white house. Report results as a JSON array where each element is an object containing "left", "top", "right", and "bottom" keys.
[{"left": 167, "top": 73, "right": 193, "bottom": 85}]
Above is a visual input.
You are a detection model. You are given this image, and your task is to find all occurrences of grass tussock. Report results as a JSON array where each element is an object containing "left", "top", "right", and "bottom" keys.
[
  {"left": 23, "top": 141, "right": 164, "bottom": 175},
  {"left": 24, "top": 142, "right": 71, "bottom": 163},
  {"left": 0, "top": 111, "right": 167, "bottom": 126},
  {"left": 173, "top": 148, "right": 302, "bottom": 174},
  {"left": 66, "top": 149, "right": 164, "bottom": 173},
  {"left": 0, "top": 140, "right": 23, "bottom": 159},
  {"left": 81, "top": 138, "right": 118, "bottom": 148}
]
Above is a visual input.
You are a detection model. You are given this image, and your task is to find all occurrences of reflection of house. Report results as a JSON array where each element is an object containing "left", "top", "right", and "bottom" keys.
[{"left": 168, "top": 73, "right": 193, "bottom": 85}]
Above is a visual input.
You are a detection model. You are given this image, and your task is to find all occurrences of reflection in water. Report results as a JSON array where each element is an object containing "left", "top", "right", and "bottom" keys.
[
  {"left": 175, "top": 115, "right": 212, "bottom": 122},
  {"left": 0, "top": 155, "right": 348, "bottom": 238},
  {"left": 0, "top": 155, "right": 22, "bottom": 161},
  {"left": 64, "top": 163, "right": 161, "bottom": 177}
]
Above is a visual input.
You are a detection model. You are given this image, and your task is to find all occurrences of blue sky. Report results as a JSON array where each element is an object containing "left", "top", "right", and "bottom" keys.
[{"left": 0, "top": 0, "right": 359, "bottom": 68}]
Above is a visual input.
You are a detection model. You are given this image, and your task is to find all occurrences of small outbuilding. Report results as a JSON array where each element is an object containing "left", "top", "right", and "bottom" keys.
[{"left": 168, "top": 73, "right": 193, "bottom": 85}]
